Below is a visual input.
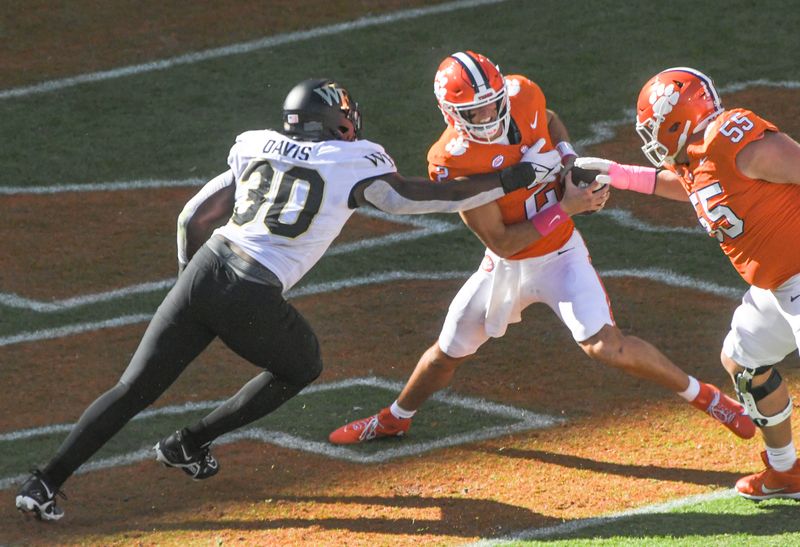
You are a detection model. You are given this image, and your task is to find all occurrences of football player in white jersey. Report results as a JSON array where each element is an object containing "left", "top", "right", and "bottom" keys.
[{"left": 15, "top": 78, "right": 607, "bottom": 521}]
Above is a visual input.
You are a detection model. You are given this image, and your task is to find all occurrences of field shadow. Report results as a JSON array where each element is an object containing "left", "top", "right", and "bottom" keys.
[
  {"left": 150, "top": 494, "right": 557, "bottom": 538},
  {"left": 479, "top": 447, "right": 744, "bottom": 488},
  {"left": 538, "top": 502, "right": 800, "bottom": 541}
]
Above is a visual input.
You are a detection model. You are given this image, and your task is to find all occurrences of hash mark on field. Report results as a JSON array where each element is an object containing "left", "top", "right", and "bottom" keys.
[{"left": 0, "top": 376, "right": 560, "bottom": 490}]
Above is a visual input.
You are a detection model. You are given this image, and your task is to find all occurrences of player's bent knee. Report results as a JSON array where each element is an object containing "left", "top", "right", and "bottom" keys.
[
  {"left": 579, "top": 325, "right": 623, "bottom": 365},
  {"left": 735, "top": 366, "right": 792, "bottom": 428}
]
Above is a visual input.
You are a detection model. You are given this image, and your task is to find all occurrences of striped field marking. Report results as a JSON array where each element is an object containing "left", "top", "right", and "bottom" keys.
[{"left": 0, "top": 376, "right": 561, "bottom": 490}]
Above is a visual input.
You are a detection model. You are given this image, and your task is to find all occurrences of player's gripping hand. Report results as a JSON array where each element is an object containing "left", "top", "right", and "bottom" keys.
[
  {"left": 499, "top": 138, "right": 562, "bottom": 192},
  {"left": 574, "top": 157, "right": 655, "bottom": 194},
  {"left": 560, "top": 170, "right": 610, "bottom": 216}
]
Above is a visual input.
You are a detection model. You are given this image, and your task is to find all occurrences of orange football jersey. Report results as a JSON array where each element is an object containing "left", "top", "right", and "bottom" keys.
[
  {"left": 672, "top": 108, "right": 800, "bottom": 289},
  {"left": 427, "top": 75, "right": 574, "bottom": 259}
]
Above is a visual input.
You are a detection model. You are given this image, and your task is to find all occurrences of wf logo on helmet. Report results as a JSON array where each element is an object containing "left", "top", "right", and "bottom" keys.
[{"left": 313, "top": 85, "right": 348, "bottom": 107}]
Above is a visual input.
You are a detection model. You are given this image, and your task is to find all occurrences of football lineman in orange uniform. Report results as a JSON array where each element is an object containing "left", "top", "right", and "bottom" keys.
[
  {"left": 576, "top": 66, "right": 800, "bottom": 500},
  {"left": 329, "top": 53, "right": 754, "bottom": 447}
]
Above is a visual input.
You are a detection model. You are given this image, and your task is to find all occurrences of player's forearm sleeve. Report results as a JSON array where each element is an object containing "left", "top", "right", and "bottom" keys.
[
  {"left": 362, "top": 178, "right": 505, "bottom": 214},
  {"left": 177, "top": 170, "right": 235, "bottom": 264}
]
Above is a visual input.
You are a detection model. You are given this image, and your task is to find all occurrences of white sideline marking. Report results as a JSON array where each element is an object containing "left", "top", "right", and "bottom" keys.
[
  {"left": 600, "top": 269, "right": 743, "bottom": 299},
  {"left": 594, "top": 209, "right": 701, "bottom": 234},
  {"left": 0, "top": 376, "right": 559, "bottom": 490},
  {"left": 469, "top": 488, "right": 737, "bottom": 544},
  {"left": 0, "top": 268, "right": 742, "bottom": 347},
  {"left": 0, "top": 0, "right": 507, "bottom": 101},
  {"left": 0, "top": 198, "right": 714, "bottom": 313},
  {"left": 0, "top": 177, "right": 205, "bottom": 195},
  {"left": 0, "top": 208, "right": 461, "bottom": 312}
]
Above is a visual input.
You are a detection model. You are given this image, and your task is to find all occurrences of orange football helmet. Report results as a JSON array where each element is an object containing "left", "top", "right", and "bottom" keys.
[
  {"left": 635, "top": 67, "right": 723, "bottom": 167},
  {"left": 434, "top": 51, "right": 510, "bottom": 144}
]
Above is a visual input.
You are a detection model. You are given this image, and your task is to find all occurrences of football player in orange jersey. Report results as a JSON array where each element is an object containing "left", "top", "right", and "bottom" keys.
[
  {"left": 576, "top": 66, "right": 800, "bottom": 500},
  {"left": 329, "top": 53, "right": 755, "bottom": 447}
]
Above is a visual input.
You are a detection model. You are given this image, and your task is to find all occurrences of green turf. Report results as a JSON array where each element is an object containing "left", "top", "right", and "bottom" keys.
[
  {"left": 509, "top": 496, "right": 800, "bottom": 545},
  {"left": 3, "top": 0, "right": 800, "bottom": 542}
]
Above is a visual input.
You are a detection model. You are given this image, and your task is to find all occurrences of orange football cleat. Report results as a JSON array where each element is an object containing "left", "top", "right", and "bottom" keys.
[
  {"left": 329, "top": 407, "right": 411, "bottom": 445},
  {"left": 736, "top": 451, "right": 800, "bottom": 501},
  {"left": 691, "top": 382, "right": 756, "bottom": 439}
]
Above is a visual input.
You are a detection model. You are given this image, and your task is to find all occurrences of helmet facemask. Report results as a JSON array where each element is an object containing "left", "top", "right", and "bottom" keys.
[{"left": 440, "top": 84, "right": 510, "bottom": 144}]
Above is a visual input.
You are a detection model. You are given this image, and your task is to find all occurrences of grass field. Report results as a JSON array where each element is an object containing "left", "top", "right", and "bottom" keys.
[{"left": 3, "top": 1, "right": 800, "bottom": 545}]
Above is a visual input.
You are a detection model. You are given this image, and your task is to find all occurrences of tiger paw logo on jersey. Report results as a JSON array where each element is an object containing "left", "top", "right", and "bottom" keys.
[
  {"left": 481, "top": 254, "right": 495, "bottom": 272},
  {"left": 505, "top": 77, "right": 521, "bottom": 97},
  {"left": 648, "top": 81, "right": 680, "bottom": 117},
  {"left": 445, "top": 134, "right": 469, "bottom": 156}
]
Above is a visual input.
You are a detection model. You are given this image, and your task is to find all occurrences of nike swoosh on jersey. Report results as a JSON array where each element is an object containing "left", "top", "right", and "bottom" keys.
[{"left": 530, "top": 111, "right": 539, "bottom": 130}]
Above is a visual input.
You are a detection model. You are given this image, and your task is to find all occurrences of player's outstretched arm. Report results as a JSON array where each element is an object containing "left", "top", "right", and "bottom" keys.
[
  {"left": 352, "top": 169, "right": 524, "bottom": 214},
  {"left": 177, "top": 170, "right": 236, "bottom": 272},
  {"left": 574, "top": 157, "right": 688, "bottom": 202}
]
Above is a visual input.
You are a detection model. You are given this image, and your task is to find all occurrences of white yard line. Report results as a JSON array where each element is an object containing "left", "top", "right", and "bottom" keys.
[
  {"left": 0, "top": 267, "right": 742, "bottom": 347},
  {"left": 469, "top": 488, "right": 737, "bottom": 544},
  {"left": 0, "top": 0, "right": 508, "bottom": 101}
]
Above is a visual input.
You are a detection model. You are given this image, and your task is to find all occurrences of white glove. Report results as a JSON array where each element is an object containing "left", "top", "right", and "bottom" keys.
[
  {"left": 573, "top": 157, "right": 614, "bottom": 187},
  {"left": 520, "top": 138, "right": 562, "bottom": 187}
]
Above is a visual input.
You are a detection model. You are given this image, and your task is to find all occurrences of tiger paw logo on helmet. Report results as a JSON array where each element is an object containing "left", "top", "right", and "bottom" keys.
[
  {"left": 434, "top": 70, "right": 449, "bottom": 103},
  {"left": 648, "top": 82, "right": 681, "bottom": 118}
]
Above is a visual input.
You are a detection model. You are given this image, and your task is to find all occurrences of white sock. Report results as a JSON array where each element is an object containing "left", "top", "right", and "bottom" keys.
[
  {"left": 678, "top": 376, "right": 701, "bottom": 402},
  {"left": 390, "top": 400, "right": 416, "bottom": 419},
  {"left": 766, "top": 441, "right": 797, "bottom": 472}
]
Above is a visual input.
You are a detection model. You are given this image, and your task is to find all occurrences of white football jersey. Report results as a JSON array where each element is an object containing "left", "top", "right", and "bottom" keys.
[{"left": 214, "top": 129, "right": 396, "bottom": 291}]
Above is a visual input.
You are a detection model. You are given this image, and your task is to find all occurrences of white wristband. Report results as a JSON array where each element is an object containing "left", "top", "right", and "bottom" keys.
[{"left": 556, "top": 141, "right": 576, "bottom": 159}]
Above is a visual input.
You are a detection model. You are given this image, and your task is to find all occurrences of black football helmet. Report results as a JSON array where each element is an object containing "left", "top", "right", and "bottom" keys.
[{"left": 282, "top": 79, "right": 362, "bottom": 141}]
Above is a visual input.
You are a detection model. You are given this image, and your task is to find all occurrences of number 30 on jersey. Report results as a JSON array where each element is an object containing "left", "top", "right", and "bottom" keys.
[{"left": 232, "top": 160, "right": 323, "bottom": 238}]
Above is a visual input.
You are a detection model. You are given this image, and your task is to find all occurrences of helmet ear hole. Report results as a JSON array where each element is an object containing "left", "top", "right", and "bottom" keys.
[{"left": 668, "top": 121, "right": 681, "bottom": 133}]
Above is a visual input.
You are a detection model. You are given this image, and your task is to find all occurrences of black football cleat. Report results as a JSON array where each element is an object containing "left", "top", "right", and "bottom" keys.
[
  {"left": 15, "top": 469, "right": 66, "bottom": 521},
  {"left": 154, "top": 429, "right": 219, "bottom": 480}
]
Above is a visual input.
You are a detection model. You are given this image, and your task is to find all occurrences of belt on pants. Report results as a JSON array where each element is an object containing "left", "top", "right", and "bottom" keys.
[{"left": 207, "top": 235, "right": 283, "bottom": 289}]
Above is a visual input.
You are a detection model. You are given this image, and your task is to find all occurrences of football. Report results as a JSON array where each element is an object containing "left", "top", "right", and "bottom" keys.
[{"left": 570, "top": 165, "right": 602, "bottom": 189}]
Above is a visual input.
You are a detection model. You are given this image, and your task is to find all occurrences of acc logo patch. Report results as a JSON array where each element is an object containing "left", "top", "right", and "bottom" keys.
[
  {"left": 491, "top": 154, "right": 505, "bottom": 168},
  {"left": 433, "top": 165, "right": 449, "bottom": 181},
  {"left": 481, "top": 254, "right": 495, "bottom": 272}
]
